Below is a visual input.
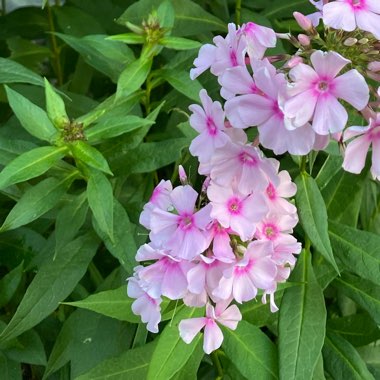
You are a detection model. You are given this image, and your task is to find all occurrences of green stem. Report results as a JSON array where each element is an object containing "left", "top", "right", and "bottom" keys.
[
  {"left": 211, "top": 350, "right": 223, "bottom": 380},
  {"left": 235, "top": 0, "right": 242, "bottom": 25},
  {"left": 300, "top": 155, "right": 307, "bottom": 174},
  {"left": 47, "top": 3, "right": 64, "bottom": 86},
  {"left": 1, "top": 0, "right": 6, "bottom": 16}
]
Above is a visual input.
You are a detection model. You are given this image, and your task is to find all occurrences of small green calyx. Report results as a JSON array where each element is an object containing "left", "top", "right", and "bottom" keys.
[
  {"left": 62, "top": 120, "right": 86, "bottom": 142},
  {"left": 142, "top": 13, "right": 166, "bottom": 44}
]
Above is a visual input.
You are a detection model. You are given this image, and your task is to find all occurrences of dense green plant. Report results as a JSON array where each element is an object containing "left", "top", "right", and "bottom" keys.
[{"left": 0, "top": 0, "right": 379, "bottom": 379}]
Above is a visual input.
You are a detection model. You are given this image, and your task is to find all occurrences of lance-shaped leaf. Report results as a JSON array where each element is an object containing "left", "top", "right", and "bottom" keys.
[
  {"left": 0, "top": 233, "right": 99, "bottom": 343},
  {"left": 0, "top": 146, "right": 68, "bottom": 190},
  {"left": 0, "top": 261, "right": 23, "bottom": 308},
  {"left": 87, "top": 170, "right": 114, "bottom": 243},
  {"left": 75, "top": 341, "right": 157, "bottom": 380},
  {"left": 0, "top": 173, "right": 75, "bottom": 232},
  {"left": 0, "top": 353, "right": 21, "bottom": 380},
  {"left": 147, "top": 307, "right": 204, "bottom": 380},
  {"left": 44, "top": 78, "right": 68, "bottom": 128},
  {"left": 278, "top": 250, "right": 327, "bottom": 380},
  {"left": 323, "top": 332, "right": 375, "bottom": 380},
  {"left": 159, "top": 36, "right": 201, "bottom": 50},
  {"left": 107, "top": 33, "right": 145, "bottom": 44},
  {"left": 334, "top": 274, "right": 380, "bottom": 325},
  {"left": 295, "top": 173, "right": 339, "bottom": 273},
  {"left": 222, "top": 320, "right": 278, "bottom": 380},
  {"left": 0, "top": 58, "right": 44, "bottom": 87},
  {"left": 5, "top": 86, "right": 58, "bottom": 142},
  {"left": 70, "top": 140, "right": 112, "bottom": 175},
  {"left": 86, "top": 115, "right": 154, "bottom": 143},
  {"left": 329, "top": 221, "right": 380, "bottom": 286},
  {"left": 116, "top": 57, "right": 152, "bottom": 101}
]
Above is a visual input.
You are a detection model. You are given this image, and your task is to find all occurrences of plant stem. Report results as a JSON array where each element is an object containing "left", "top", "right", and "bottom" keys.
[
  {"left": 235, "top": 0, "right": 242, "bottom": 25},
  {"left": 211, "top": 350, "right": 223, "bottom": 380},
  {"left": 47, "top": 3, "right": 64, "bottom": 86},
  {"left": 300, "top": 155, "right": 307, "bottom": 174}
]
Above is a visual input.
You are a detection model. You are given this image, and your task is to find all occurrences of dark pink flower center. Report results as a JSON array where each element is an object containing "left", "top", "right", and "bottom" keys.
[
  {"left": 206, "top": 116, "right": 218, "bottom": 136},
  {"left": 266, "top": 183, "right": 277, "bottom": 200},
  {"left": 272, "top": 101, "right": 284, "bottom": 119},
  {"left": 227, "top": 197, "right": 242, "bottom": 215},
  {"left": 179, "top": 214, "right": 194, "bottom": 230},
  {"left": 150, "top": 186, "right": 162, "bottom": 202},
  {"left": 263, "top": 223, "right": 279, "bottom": 240},
  {"left": 238, "top": 151, "right": 258, "bottom": 166},
  {"left": 368, "top": 125, "right": 380, "bottom": 141},
  {"left": 234, "top": 259, "right": 253, "bottom": 276},
  {"left": 230, "top": 50, "right": 238, "bottom": 66},
  {"left": 347, "top": 0, "right": 367, "bottom": 10}
]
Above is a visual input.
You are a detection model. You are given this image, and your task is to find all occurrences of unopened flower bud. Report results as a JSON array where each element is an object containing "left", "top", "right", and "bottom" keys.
[
  {"left": 358, "top": 38, "right": 369, "bottom": 45},
  {"left": 368, "top": 61, "right": 380, "bottom": 72},
  {"left": 298, "top": 34, "right": 310, "bottom": 46},
  {"left": 178, "top": 165, "right": 188, "bottom": 185},
  {"left": 293, "top": 11, "right": 313, "bottom": 31},
  {"left": 284, "top": 56, "right": 303, "bottom": 68},
  {"left": 201, "top": 177, "right": 211, "bottom": 193},
  {"left": 343, "top": 37, "right": 357, "bottom": 47}
]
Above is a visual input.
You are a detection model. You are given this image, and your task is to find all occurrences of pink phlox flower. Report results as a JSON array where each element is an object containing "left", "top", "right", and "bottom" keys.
[
  {"left": 272, "top": 235, "right": 302, "bottom": 267},
  {"left": 307, "top": 0, "right": 323, "bottom": 26},
  {"left": 210, "top": 141, "right": 279, "bottom": 194},
  {"left": 138, "top": 252, "right": 190, "bottom": 300},
  {"left": 239, "top": 22, "right": 276, "bottom": 60},
  {"left": 179, "top": 301, "right": 242, "bottom": 354},
  {"left": 284, "top": 50, "right": 369, "bottom": 135},
  {"left": 127, "top": 268, "right": 162, "bottom": 333},
  {"left": 208, "top": 222, "right": 236, "bottom": 262},
  {"left": 213, "top": 240, "right": 277, "bottom": 303},
  {"left": 225, "top": 59, "right": 316, "bottom": 155},
  {"left": 189, "top": 89, "right": 230, "bottom": 163},
  {"left": 139, "top": 179, "right": 173, "bottom": 229},
  {"left": 208, "top": 181, "right": 268, "bottom": 241},
  {"left": 149, "top": 185, "right": 212, "bottom": 260},
  {"left": 343, "top": 111, "right": 380, "bottom": 179},
  {"left": 190, "top": 23, "right": 246, "bottom": 80},
  {"left": 323, "top": 0, "right": 380, "bottom": 39}
]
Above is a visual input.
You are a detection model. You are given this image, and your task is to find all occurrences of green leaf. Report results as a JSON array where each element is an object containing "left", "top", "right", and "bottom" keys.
[
  {"left": 323, "top": 332, "right": 375, "bottom": 380},
  {"left": 312, "top": 354, "right": 326, "bottom": 380},
  {"left": 329, "top": 221, "right": 380, "bottom": 286},
  {"left": 55, "top": 33, "right": 134, "bottom": 82},
  {"left": 322, "top": 170, "right": 365, "bottom": 227},
  {"left": 0, "top": 353, "right": 21, "bottom": 380},
  {"left": 0, "top": 58, "right": 44, "bottom": 87},
  {"left": 264, "top": 0, "right": 314, "bottom": 18},
  {"left": 112, "top": 138, "right": 190, "bottom": 176},
  {"left": 63, "top": 286, "right": 139, "bottom": 323},
  {"left": 92, "top": 199, "right": 137, "bottom": 272},
  {"left": 4, "top": 329, "right": 46, "bottom": 366},
  {"left": 70, "top": 140, "right": 112, "bottom": 175},
  {"left": 87, "top": 171, "right": 114, "bottom": 244},
  {"left": 327, "top": 313, "right": 380, "bottom": 347},
  {"left": 159, "top": 36, "right": 201, "bottom": 50},
  {"left": 75, "top": 341, "right": 157, "bottom": 380},
  {"left": 295, "top": 173, "right": 339, "bottom": 273},
  {"left": 0, "top": 261, "right": 23, "bottom": 308},
  {"left": 278, "top": 250, "right": 327, "bottom": 380},
  {"left": 44, "top": 78, "right": 68, "bottom": 128},
  {"left": 5, "top": 86, "right": 58, "bottom": 142},
  {"left": 116, "top": 57, "right": 152, "bottom": 101},
  {"left": 0, "top": 174, "right": 75, "bottom": 232},
  {"left": 0, "top": 233, "right": 99, "bottom": 343},
  {"left": 86, "top": 115, "right": 154, "bottom": 143},
  {"left": 222, "top": 320, "right": 278, "bottom": 380},
  {"left": 147, "top": 306, "right": 204, "bottom": 380},
  {"left": 315, "top": 155, "right": 344, "bottom": 191},
  {"left": 161, "top": 69, "right": 203, "bottom": 101},
  {"left": 55, "top": 192, "right": 88, "bottom": 254},
  {"left": 0, "top": 146, "right": 68, "bottom": 190},
  {"left": 107, "top": 33, "right": 145, "bottom": 44},
  {"left": 334, "top": 273, "right": 380, "bottom": 324},
  {"left": 157, "top": 0, "right": 175, "bottom": 29}
]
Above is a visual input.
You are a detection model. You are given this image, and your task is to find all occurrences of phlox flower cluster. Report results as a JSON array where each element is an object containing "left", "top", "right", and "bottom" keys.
[
  {"left": 128, "top": 0, "right": 380, "bottom": 355},
  {"left": 127, "top": 120, "right": 301, "bottom": 353}
]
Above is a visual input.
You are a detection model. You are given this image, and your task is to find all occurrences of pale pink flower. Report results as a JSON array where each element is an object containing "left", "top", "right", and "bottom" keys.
[
  {"left": 207, "top": 182, "right": 268, "bottom": 241},
  {"left": 149, "top": 185, "right": 212, "bottom": 260},
  {"left": 127, "top": 270, "right": 162, "bottom": 333},
  {"left": 213, "top": 240, "right": 277, "bottom": 303},
  {"left": 179, "top": 302, "right": 242, "bottom": 354},
  {"left": 190, "top": 44, "right": 217, "bottom": 80},
  {"left": 210, "top": 141, "right": 278, "bottom": 194},
  {"left": 255, "top": 213, "right": 298, "bottom": 243},
  {"left": 139, "top": 180, "right": 172, "bottom": 229},
  {"left": 343, "top": 111, "right": 380, "bottom": 179},
  {"left": 189, "top": 90, "right": 230, "bottom": 163},
  {"left": 208, "top": 222, "right": 236, "bottom": 262},
  {"left": 239, "top": 22, "right": 276, "bottom": 60},
  {"left": 284, "top": 50, "right": 369, "bottom": 135},
  {"left": 323, "top": 0, "right": 380, "bottom": 39}
]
